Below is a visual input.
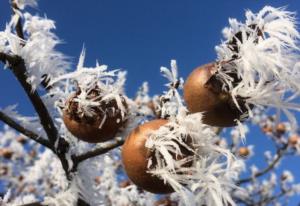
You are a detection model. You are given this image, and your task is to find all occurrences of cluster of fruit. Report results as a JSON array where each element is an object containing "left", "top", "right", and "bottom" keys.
[
  {"left": 62, "top": 56, "right": 249, "bottom": 195},
  {"left": 61, "top": 7, "right": 300, "bottom": 196}
]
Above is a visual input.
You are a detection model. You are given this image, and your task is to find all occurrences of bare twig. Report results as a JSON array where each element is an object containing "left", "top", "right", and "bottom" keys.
[
  {"left": 72, "top": 138, "right": 124, "bottom": 166},
  {"left": 0, "top": 110, "right": 52, "bottom": 149},
  {"left": 237, "top": 144, "right": 289, "bottom": 185}
]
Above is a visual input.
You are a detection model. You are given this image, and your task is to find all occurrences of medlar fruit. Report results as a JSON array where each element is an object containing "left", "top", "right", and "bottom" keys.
[
  {"left": 122, "top": 119, "right": 193, "bottom": 194},
  {"left": 63, "top": 88, "right": 127, "bottom": 143},
  {"left": 183, "top": 62, "right": 249, "bottom": 127},
  {"left": 122, "top": 119, "right": 173, "bottom": 194}
]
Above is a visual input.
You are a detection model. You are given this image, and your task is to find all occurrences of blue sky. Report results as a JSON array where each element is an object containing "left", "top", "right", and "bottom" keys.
[{"left": 0, "top": 0, "right": 300, "bottom": 204}]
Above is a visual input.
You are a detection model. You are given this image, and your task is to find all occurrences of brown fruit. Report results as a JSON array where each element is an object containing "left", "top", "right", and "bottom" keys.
[
  {"left": 0, "top": 148, "right": 13, "bottom": 159},
  {"left": 288, "top": 135, "right": 299, "bottom": 146},
  {"left": 184, "top": 63, "right": 249, "bottom": 127},
  {"left": 27, "top": 185, "right": 36, "bottom": 193},
  {"left": 94, "top": 176, "right": 101, "bottom": 185},
  {"left": 18, "top": 175, "right": 24, "bottom": 181},
  {"left": 63, "top": 89, "right": 127, "bottom": 143},
  {"left": 276, "top": 123, "right": 286, "bottom": 134},
  {"left": 262, "top": 125, "right": 273, "bottom": 134},
  {"left": 29, "top": 150, "right": 37, "bottom": 158},
  {"left": 16, "top": 136, "right": 27, "bottom": 144},
  {"left": 122, "top": 119, "right": 174, "bottom": 194},
  {"left": 0, "top": 166, "right": 8, "bottom": 175},
  {"left": 238, "top": 147, "right": 250, "bottom": 157}
]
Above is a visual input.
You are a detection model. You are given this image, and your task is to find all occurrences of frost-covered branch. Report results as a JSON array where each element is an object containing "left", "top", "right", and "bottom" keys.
[
  {"left": 72, "top": 138, "right": 124, "bottom": 166},
  {"left": 17, "top": 202, "right": 43, "bottom": 206},
  {"left": 238, "top": 143, "right": 289, "bottom": 184},
  {"left": 11, "top": 0, "right": 25, "bottom": 40},
  {"left": 0, "top": 52, "right": 17, "bottom": 64},
  {"left": 0, "top": 110, "right": 52, "bottom": 149},
  {"left": 256, "top": 188, "right": 291, "bottom": 206},
  {"left": 0, "top": 53, "right": 59, "bottom": 145}
]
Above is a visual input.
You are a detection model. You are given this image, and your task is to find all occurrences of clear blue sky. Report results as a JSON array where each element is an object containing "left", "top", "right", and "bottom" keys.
[{"left": 0, "top": 0, "right": 300, "bottom": 204}]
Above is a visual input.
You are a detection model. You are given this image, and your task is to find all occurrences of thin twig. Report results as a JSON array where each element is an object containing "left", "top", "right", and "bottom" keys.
[
  {"left": 257, "top": 188, "right": 291, "bottom": 206},
  {"left": 237, "top": 144, "right": 289, "bottom": 185},
  {"left": 72, "top": 138, "right": 124, "bottom": 165},
  {"left": 0, "top": 110, "right": 52, "bottom": 149}
]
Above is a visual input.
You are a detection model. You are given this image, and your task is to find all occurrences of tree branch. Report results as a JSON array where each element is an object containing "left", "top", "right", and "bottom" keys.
[
  {"left": 17, "top": 202, "right": 43, "bottom": 206},
  {"left": 237, "top": 144, "right": 289, "bottom": 185},
  {"left": 0, "top": 52, "right": 16, "bottom": 64},
  {"left": 72, "top": 138, "right": 124, "bottom": 166},
  {"left": 11, "top": 1, "right": 25, "bottom": 40},
  {"left": 0, "top": 53, "right": 59, "bottom": 145},
  {"left": 257, "top": 188, "right": 291, "bottom": 206},
  {"left": 0, "top": 110, "right": 52, "bottom": 149}
]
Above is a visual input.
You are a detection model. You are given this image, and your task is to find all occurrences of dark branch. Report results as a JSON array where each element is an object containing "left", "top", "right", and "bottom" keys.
[
  {"left": 237, "top": 144, "right": 289, "bottom": 185},
  {"left": 72, "top": 138, "right": 124, "bottom": 165},
  {"left": 0, "top": 53, "right": 71, "bottom": 179},
  {"left": 17, "top": 202, "right": 43, "bottom": 206},
  {"left": 0, "top": 52, "right": 16, "bottom": 64},
  {"left": 0, "top": 110, "right": 52, "bottom": 149},
  {"left": 0, "top": 53, "right": 59, "bottom": 145},
  {"left": 11, "top": 1, "right": 25, "bottom": 40}
]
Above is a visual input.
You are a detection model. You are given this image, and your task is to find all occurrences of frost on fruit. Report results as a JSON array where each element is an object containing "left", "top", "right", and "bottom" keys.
[
  {"left": 143, "top": 64, "right": 244, "bottom": 206},
  {"left": 145, "top": 112, "right": 244, "bottom": 206},
  {"left": 1, "top": 2, "right": 300, "bottom": 206},
  {"left": 215, "top": 6, "right": 300, "bottom": 130},
  {"left": 50, "top": 48, "right": 128, "bottom": 120}
]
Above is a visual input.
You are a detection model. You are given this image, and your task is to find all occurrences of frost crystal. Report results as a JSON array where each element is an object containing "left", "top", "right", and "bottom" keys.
[
  {"left": 156, "top": 60, "right": 185, "bottom": 119},
  {"left": 146, "top": 112, "right": 244, "bottom": 206},
  {"left": 215, "top": 6, "right": 300, "bottom": 130},
  {"left": 50, "top": 49, "right": 128, "bottom": 120},
  {"left": 14, "top": 0, "right": 38, "bottom": 10}
]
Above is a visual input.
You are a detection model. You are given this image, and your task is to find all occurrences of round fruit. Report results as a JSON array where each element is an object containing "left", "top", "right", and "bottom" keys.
[
  {"left": 63, "top": 89, "right": 127, "bottom": 143},
  {"left": 288, "top": 135, "right": 299, "bottom": 146},
  {"left": 275, "top": 123, "right": 286, "bottom": 134},
  {"left": 183, "top": 62, "right": 249, "bottom": 127},
  {"left": 262, "top": 125, "right": 273, "bottom": 134},
  {"left": 238, "top": 147, "right": 250, "bottom": 157},
  {"left": 0, "top": 148, "right": 13, "bottom": 159},
  {"left": 122, "top": 119, "right": 173, "bottom": 194},
  {"left": 122, "top": 119, "right": 193, "bottom": 194},
  {"left": 94, "top": 176, "right": 101, "bottom": 185}
]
